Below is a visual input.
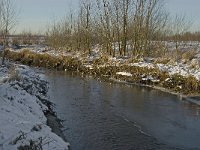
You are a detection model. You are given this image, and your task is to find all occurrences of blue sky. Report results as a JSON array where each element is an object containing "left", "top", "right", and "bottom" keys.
[
  {"left": 14, "top": 0, "right": 200, "bottom": 34},
  {"left": 166, "top": 0, "right": 200, "bottom": 31},
  {"left": 15, "top": 0, "right": 79, "bottom": 34}
]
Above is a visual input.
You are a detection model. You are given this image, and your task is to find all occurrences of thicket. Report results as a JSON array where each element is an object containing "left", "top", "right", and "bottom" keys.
[
  {"left": 0, "top": 0, "right": 18, "bottom": 65},
  {"left": 46, "top": 0, "right": 169, "bottom": 58}
]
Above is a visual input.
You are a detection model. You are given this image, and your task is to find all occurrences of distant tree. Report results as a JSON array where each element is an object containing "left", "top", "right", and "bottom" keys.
[
  {"left": 46, "top": 0, "right": 171, "bottom": 59},
  {"left": 170, "top": 14, "right": 191, "bottom": 50},
  {"left": 0, "top": 0, "right": 18, "bottom": 65},
  {"left": 169, "top": 14, "right": 191, "bottom": 61},
  {"left": 130, "top": 0, "right": 168, "bottom": 58},
  {"left": 81, "top": 0, "right": 92, "bottom": 54}
]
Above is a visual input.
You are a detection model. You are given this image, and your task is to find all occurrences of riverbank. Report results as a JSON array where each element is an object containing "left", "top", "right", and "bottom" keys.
[
  {"left": 110, "top": 78, "right": 200, "bottom": 105},
  {"left": 5, "top": 48, "right": 200, "bottom": 104},
  {"left": 0, "top": 63, "right": 69, "bottom": 149}
]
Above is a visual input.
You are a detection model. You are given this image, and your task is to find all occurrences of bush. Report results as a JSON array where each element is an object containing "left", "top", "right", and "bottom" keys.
[
  {"left": 182, "top": 49, "right": 197, "bottom": 61},
  {"left": 7, "top": 67, "right": 21, "bottom": 82}
]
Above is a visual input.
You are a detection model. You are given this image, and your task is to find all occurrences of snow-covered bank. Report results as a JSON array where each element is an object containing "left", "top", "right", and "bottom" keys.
[
  {"left": 0, "top": 64, "right": 69, "bottom": 150},
  {"left": 9, "top": 44, "right": 200, "bottom": 81},
  {"left": 5, "top": 46, "right": 200, "bottom": 95}
]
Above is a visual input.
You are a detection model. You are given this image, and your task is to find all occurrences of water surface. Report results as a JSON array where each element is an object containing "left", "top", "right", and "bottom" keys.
[{"left": 45, "top": 71, "right": 200, "bottom": 150}]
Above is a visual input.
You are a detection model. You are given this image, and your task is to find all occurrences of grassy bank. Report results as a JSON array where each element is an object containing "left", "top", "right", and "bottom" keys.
[{"left": 5, "top": 49, "right": 200, "bottom": 95}]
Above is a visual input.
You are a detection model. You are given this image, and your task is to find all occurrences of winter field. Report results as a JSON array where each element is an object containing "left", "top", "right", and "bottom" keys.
[{"left": 0, "top": 63, "right": 69, "bottom": 149}]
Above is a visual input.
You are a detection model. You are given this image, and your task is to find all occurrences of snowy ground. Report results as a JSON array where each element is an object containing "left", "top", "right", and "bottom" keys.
[
  {"left": 130, "top": 60, "right": 200, "bottom": 81},
  {"left": 0, "top": 63, "right": 69, "bottom": 150}
]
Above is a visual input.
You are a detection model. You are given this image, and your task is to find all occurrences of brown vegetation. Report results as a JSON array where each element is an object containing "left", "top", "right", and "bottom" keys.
[
  {"left": 6, "top": 49, "right": 200, "bottom": 95},
  {"left": 46, "top": 0, "right": 168, "bottom": 58}
]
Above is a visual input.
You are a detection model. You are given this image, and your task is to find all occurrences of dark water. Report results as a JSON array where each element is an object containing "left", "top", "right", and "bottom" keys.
[{"left": 45, "top": 71, "right": 200, "bottom": 150}]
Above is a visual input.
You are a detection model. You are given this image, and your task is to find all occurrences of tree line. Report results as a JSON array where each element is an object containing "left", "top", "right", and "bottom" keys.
[
  {"left": 0, "top": 0, "right": 17, "bottom": 64},
  {"left": 1, "top": 0, "right": 199, "bottom": 62},
  {"left": 46, "top": 0, "right": 179, "bottom": 58}
]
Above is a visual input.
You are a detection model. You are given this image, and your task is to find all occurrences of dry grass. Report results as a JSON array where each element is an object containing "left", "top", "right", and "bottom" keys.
[
  {"left": 7, "top": 67, "right": 21, "bottom": 82},
  {"left": 182, "top": 49, "right": 198, "bottom": 61},
  {"left": 5, "top": 49, "right": 200, "bottom": 95},
  {"left": 6, "top": 49, "right": 82, "bottom": 71},
  {"left": 154, "top": 58, "right": 170, "bottom": 64}
]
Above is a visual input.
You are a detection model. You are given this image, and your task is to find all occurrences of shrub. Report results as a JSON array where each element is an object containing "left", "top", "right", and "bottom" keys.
[
  {"left": 182, "top": 49, "right": 197, "bottom": 61},
  {"left": 7, "top": 67, "right": 21, "bottom": 82}
]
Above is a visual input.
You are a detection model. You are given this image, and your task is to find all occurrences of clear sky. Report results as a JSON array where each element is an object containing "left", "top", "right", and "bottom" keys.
[
  {"left": 166, "top": 0, "right": 200, "bottom": 31},
  {"left": 15, "top": 0, "right": 79, "bottom": 34},
  {"left": 14, "top": 0, "right": 200, "bottom": 34}
]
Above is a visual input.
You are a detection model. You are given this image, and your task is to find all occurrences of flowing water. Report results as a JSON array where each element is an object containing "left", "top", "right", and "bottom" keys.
[{"left": 44, "top": 70, "right": 200, "bottom": 150}]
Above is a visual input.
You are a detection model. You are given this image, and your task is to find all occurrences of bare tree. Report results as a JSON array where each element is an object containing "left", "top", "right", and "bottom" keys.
[
  {"left": 170, "top": 14, "right": 191, "bottom": 50},
  {"left": 79, "top": 0, "right": 92, "bottom": 54},
  {"left": 113, "top": 0, "right": 122, "bottom": 56},
  {"left": 46, "top": 0, "right": 169, "bottom": 59},
  {"left": 121, "top": 0, "right": 130, "bottom": 56},
  {"left": 130, "top": 0, "right": 167, "bottom": 58},
  {"left": 0, "top": 0, "right": 18, "bottom": 65},
  {"left": 168, "top": 14, "right": 191, "bottom": 62}
]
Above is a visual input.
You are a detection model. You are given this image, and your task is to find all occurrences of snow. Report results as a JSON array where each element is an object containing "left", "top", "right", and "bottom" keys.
[
  {"left": 0, "top": 45, "right": 4, "bottom": 51},
  {"left": 130, "top": 62, "right": 155, "bottom": 69},
  {"left": 129, "top": 60, "right": 200, "bottom": 81},
  {"left": 156, "top": 62, "right": 200, "bottom": 80},
  {"left": 116, "top": 72, "right": 132, "bottom": 77},
  {"left": 0, "top": 64, "right": 69, "bottom": 150},
  {"left": 84, "top": 64, "right": 94, "bottom": 70},
  {"left": 140, "top": 74, "right": 160, "bottom": 83},
  {"left": 0, "top": 66, "right": 9, "bottom": 83}
]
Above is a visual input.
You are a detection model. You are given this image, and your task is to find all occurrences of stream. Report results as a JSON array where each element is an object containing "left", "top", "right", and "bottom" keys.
[{"left": 44, "top": 70, "right": 200, "bottom": 150}]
